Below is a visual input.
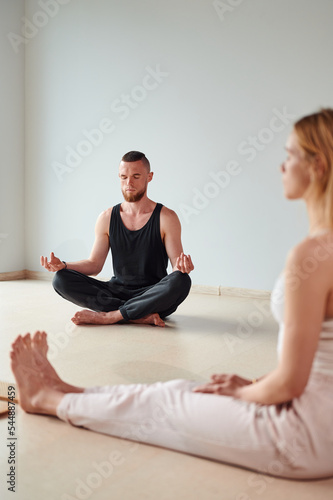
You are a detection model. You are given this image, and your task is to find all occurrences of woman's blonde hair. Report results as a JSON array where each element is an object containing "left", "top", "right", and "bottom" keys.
[{"left": 294, "top": 108, "right": 333, "bottom": 227}]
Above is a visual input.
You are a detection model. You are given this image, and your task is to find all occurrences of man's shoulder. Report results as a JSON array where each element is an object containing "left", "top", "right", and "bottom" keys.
[
  {"left": 160, "top": 204, "right": 178, "bottom": 218},
  {"left": 95, "top": 207, "right": 114, "bottom": 232},
  {"left": 160, "top": 205, "right": 181, "bottom": 231},
  {"left": 99, "top": 207, "right": 113, "bottom": 219}
]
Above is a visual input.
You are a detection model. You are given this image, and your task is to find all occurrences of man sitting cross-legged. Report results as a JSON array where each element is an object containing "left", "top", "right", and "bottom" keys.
[{"left": 40, "top": 151, "right": 194, "bottom": 327}]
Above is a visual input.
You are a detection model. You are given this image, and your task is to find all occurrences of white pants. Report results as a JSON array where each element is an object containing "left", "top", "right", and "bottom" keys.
[{"left": 57, "top": 374, "right": 333, "bottom": 479}]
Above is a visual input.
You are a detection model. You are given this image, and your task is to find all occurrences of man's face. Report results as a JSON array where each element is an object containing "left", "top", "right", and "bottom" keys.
[{"left": 119, "top": 160, "right": 153, "bottom": 202}]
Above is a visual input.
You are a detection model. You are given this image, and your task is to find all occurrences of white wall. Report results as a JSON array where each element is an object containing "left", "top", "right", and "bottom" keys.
[
  {"left": 7, "top": 0, "right": 333, "bottom": 289},
  {"left": 0, "top": 0, "right": 25, "bottom": 272}
]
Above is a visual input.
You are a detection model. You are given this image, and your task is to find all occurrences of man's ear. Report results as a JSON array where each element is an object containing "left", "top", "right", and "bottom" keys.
[{"left": 148, "top": 172, "right": 154, "bottom": 182}]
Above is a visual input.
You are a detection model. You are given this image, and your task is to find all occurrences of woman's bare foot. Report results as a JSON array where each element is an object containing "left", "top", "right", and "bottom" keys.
[
  {"left": 31, "top": 331, "right": 83, "bottom": 394},
  {"left": 11, "top": 333, "right": 70, "bottom": 415},
  {"left": 31, "top": 331, "right": 62, "bottom": 383},
  {"left": 72, "top": 310, "right": 165, "bottom": 327}
]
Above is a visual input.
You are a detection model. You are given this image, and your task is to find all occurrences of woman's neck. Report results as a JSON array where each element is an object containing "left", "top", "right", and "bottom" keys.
[{"left": 306, "top": 198, "right": 329, "bottom": 235}]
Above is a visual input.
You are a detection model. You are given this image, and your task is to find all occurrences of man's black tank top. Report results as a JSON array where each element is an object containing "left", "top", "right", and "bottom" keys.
[{"left": 109, "top": 203, "right": 168, "bottom": 287}]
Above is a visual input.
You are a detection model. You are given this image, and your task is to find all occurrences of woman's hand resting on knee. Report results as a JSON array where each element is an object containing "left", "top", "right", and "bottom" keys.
[{"left": 193, "top": 374, "right": 252, "bottom": 398}]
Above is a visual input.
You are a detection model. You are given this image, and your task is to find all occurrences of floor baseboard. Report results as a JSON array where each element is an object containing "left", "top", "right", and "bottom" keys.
[
  {"left": 0, "top": 271, "right": 271, "bottom": 300},
  {"left": 0, "top": 270, "right": 26, "bottom": 281}
]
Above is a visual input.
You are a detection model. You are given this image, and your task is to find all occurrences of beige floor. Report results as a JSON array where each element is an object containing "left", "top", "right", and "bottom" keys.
[{"left": 0, "top": 280, "right": 332, "bottom": 500}]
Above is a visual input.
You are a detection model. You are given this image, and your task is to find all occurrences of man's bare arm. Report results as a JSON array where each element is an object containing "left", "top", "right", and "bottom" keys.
[
  {"left": 40, "top": 209, "right": 111, "bottom": 276},
  {"left": 160, "top": 207, "right": 194, "bottom": 274}
]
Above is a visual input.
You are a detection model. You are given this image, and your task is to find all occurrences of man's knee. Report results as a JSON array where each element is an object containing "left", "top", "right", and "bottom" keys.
[
  {"left": 172, "top": 271, "right": 192, "bottom": 297},
  {"left": 52, "top": 269, "right": 72, "bottom": 294}
]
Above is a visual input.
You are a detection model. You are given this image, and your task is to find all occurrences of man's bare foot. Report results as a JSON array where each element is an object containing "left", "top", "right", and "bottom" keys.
[
  {"left": 72, "top": 309, "right": 123, "bottom": 325},
  {"left": 10, "top": 333, "right": 65, "bottom": 416},
  {"left": 72, "top": 310, "right": 165, "bottom": 327},
  {"left": 130, "top": 313, "right": 165, "bottom": 327}
]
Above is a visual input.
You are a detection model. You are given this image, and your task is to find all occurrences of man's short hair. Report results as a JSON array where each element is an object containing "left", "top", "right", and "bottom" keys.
[{"left": 121, "top": 151, "right": 150, "bottom": 172}]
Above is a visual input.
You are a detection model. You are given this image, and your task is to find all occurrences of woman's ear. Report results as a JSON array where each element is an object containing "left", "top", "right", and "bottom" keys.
[{"left": 313, "top": 153, "right": 326, "bottom": 181}]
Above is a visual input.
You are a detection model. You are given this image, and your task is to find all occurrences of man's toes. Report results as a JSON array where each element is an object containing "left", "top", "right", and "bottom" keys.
[{"left": 153, "top": 315, "right": 165, "bottom": 327}]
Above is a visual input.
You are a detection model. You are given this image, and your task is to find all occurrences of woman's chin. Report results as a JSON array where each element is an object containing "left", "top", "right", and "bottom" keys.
[{"left": 283, "top": 187, "right": 302, "bottom": 200}]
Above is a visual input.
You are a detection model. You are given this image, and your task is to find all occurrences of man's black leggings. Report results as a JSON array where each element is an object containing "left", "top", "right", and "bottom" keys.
[{"left": 52, "top": 270, "right": 191, "bottom": 321}]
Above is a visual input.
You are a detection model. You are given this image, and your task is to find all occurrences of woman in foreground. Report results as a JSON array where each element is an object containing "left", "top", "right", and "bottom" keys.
[{"left": 10, "top": 109, "right": 333, "bottom": 479}]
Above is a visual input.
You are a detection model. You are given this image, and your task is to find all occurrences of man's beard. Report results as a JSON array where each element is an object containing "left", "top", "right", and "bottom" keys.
[{"left": 122, "top": 187, "right": 146, "bottom": 202}]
